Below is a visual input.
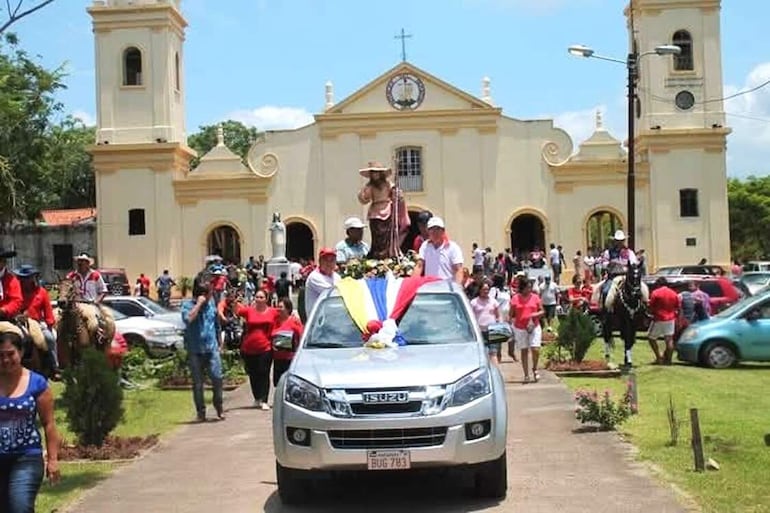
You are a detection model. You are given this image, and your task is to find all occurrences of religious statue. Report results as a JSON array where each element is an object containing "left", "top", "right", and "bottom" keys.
[
  {"left": 269, "top": 212, "right": 287, "bottom": 262},
  {"left": 357, "top": 161, "right": 410, "bottom": 259}
]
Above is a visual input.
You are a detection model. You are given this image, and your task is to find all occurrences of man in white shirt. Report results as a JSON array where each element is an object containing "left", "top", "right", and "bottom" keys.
[
  {"left": 601, "top": 230, "right": 638, "bottom": 269},
  {"left": 414, "top": 217, "right": 464, "bottom": 284},
  {"left": 471, "top": 243, "right": 485, "bottom": 274},
  {"left": 335, "top": 217, "right": 370, "bottom": 264},
  {"left": 304, "top": 248, "right": 340, "bottom": 320},
  {"left": 539, "top": 275, "right": 560, "bottom": 328}
]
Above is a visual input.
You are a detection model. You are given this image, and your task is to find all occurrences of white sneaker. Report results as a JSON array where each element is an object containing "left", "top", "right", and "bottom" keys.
[{"left": 260, "top": 402, "right": 270, "bottom": 411}]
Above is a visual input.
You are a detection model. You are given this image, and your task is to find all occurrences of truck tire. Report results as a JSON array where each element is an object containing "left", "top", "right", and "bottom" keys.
[
  {"left": 276, "top": 460, "right": 309, "bottom": 505},
  {"left": 474, "top": 451, "right": 507, "bottom": 499}
]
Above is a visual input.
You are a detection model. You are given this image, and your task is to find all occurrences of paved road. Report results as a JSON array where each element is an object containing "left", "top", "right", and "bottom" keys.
[{"left": 65, "top": 361, "right": 694, "bottom": 513}]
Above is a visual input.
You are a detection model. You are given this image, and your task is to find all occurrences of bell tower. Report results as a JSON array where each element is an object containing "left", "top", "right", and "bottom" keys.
[
  {"left": 630, "top": 0, "right": 726, "bottom": 130},
  {"left": 629, "top": 0, "right": 731, "bottom": 268},
  {"left": 88, "top": 0, "right": 187, "bottom": 144}
]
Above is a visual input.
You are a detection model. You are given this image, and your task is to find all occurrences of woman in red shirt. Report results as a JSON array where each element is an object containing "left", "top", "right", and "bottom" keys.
[
  {"left": 509, "top": 275, "right": 545, "bottom": 383},
  {"left": 235, "top": 289, "right": 278, "bottom": 410},
  {"left": 271, "top": 298, "right": 303, "bottom": 386}
]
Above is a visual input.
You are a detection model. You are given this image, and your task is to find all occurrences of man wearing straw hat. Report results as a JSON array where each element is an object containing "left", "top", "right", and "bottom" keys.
[
  {"left": 357, "top": 161, "right": 410, "bottom": 259},
  {"left": 66, "top": 253, "right": 108, "bottom": 303}
]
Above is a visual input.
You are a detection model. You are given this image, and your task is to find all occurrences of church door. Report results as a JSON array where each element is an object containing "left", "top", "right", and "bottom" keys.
[
  {"left": 207, "top": 225, "right": 241, "bottom": 264},
  {"left": 510, "top": 214, "right": 545, "bottom": 255},
  {"left": 586, "top": 211, "right": 623, "bottom": 253},
  {"left": 286, "top": 222, "right": 314, "bottom": 261}
]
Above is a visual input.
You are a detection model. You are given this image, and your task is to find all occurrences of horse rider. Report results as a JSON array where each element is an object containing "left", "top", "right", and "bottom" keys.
[
  {"left": 601, "top": 230, "right": 638, "bottom": 269},
  {"left": 0, "top": 246, "right": 23, "bottom": 321},
  {"left": 66, "top": 253, "right": 108, "bottom": 303},
  {"left": 14, "top": 264, "right": 61, "bottom": 379}
]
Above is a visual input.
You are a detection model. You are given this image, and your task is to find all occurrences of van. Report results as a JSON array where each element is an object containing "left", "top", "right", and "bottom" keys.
[{"left": 744, "top": 261, "right": 770, "bottom": 272}]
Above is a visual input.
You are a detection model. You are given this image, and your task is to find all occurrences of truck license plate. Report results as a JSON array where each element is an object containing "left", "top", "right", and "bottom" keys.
[{"left": 367, "top": 450, "right": 411, "bottom": 470}]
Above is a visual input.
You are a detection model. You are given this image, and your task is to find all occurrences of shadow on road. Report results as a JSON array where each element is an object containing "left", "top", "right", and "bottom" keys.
[{"left": 262, "top": 470, "right": 501, "bottom": 513}]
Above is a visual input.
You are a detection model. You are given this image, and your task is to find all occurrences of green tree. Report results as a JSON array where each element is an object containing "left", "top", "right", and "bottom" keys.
[
  {"left": 0, "top": 33, "right": 65, "bottom": 223},
  {"left": 187, "top": 119, "right": 260, "bottom": 169},
  {"left": 728, "top": 176, "right": 770, "bottom": 261},
  {"left": 45, "top": 117, "right": 97, "bottom": 209},
  {"left": 0, "top": 0, "right": 57, "bottom": 35}
]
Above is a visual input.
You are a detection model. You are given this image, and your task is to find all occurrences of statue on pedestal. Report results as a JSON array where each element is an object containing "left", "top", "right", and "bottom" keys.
[
  {"left": 357, "top": 161, "right": 410, "bottom": 259},
  {"left": 269, "top": 212, "right": 287, "bottom": 263}
]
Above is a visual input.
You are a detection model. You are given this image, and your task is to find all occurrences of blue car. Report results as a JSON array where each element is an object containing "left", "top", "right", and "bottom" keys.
[{"left": 677, "top": 290, "right": 770, "bottom": 368}]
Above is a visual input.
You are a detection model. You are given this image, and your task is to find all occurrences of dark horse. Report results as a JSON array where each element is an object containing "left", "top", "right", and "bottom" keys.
[{"left": 601, "top": 263, "right": 649, "bottom": 368}]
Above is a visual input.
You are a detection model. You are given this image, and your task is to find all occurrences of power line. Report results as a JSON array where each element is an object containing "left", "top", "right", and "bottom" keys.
[{"left": 707, "top": 78, "right": 770, "bottom": 104}]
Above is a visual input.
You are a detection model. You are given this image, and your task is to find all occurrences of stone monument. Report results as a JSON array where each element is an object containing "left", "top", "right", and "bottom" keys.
[{"left": 266, "top": 212, "right": 291, "bottom": 279}]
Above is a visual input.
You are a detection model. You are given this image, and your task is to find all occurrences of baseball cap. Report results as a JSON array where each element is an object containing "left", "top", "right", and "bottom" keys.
[
  {"left": 319, "top": 247, "right": 336, "bottom": 259},
  {"left": 426, "top": 216, "right": 445, "bottom": 230},
  {"left": 344, "top": 217, "right": 366, "bottom": 230}
]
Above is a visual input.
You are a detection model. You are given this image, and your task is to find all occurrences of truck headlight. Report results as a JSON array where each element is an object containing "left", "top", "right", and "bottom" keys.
[
  {"left": 284, "top": 375, "right": 325, "bottom": 412},
  {"left": 449, "top": 368, "right": 491, "bottom": 407}
]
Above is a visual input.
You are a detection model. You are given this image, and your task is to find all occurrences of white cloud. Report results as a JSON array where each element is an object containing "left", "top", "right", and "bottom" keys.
[
  {"left": 226, "top": 106, "right": 315, "bottom": 131},
  {"left": 71, "top": 110, "right": 96, "bottom": 126},
  {"left": 723, "top": 62, "right": 770, "bottom": 177}
]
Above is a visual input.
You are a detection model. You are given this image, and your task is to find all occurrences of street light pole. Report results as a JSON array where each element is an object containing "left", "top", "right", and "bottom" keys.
[{"left": 626, "top": 52, "right": 638, "bottom": 251}]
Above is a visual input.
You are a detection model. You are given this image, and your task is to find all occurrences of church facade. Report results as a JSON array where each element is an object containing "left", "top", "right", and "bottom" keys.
[{"left": 87, "top": 0, "right": 731, "bottom": 282}]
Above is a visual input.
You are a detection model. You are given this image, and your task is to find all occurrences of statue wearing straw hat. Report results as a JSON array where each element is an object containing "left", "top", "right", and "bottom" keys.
[{"left": 357, "top": 161, "right": 410, "bottom": 259}]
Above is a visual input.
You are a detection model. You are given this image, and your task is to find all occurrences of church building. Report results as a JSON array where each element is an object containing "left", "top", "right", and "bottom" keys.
[{"left": 87, "top": 0, "right": 731, "bottom": 282}]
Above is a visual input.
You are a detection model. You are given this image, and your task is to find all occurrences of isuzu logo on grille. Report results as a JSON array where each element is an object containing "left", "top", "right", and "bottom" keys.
[{"left": 362, "top": 391, "right": 410, "bottom": 404}]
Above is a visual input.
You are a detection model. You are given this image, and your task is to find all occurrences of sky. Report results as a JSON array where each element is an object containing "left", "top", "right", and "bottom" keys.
[{"left": 8, "top": 0, "right": 770, "bottom": 178}]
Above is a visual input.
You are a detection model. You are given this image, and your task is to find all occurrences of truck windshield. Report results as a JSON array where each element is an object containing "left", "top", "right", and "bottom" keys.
[{"left": 304, "top": 293, "right": 475, "bottom": 348}]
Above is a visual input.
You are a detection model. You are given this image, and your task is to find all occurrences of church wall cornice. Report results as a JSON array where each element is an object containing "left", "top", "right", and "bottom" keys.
[
  {"left": 89, "top": 142, "right": 195, "bottom": 174},
  {"left": 636, "top": 127, "right": 731, "bottom": 154},
  {"left": 172, "top": 175, "right": 271, "bottom": 205},
  {"left": 549, "top": 160, "right": 649, "bottom": 193},
  {"left": 314, "top": 109, "right": 501, "bottom": 139}
]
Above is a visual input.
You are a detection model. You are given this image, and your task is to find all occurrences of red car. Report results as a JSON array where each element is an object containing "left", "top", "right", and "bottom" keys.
[{"left": 646, "top": 275, "right": 741, "bottom": 314}]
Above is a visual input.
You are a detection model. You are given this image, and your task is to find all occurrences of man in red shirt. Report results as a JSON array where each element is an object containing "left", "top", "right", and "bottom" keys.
[
  {"left": 14, "top": 264, "right": 60, "bottom": 378},
  {"left": 0, "top": 246, "right": 23, "bottom": 321},
  {"left": 648, "top": 277, "right": 680, "bottom": 365}
]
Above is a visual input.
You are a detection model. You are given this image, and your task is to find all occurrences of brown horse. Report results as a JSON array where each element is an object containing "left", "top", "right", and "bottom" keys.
[{"left": 55, "top": 278, "right": 116, "bottom": 368}]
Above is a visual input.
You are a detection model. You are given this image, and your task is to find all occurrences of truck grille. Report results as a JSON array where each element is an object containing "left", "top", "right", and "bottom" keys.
[
  {"left": 350, "top": 402, "right": 423, "bottom": 415},
  {"left": 328, "top": 427, "right": 448, "bottom": 449}
]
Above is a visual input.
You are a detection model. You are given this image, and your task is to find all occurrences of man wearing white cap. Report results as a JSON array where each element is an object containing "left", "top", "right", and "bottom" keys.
[
  {"left": 413, "top": 217, "right": 464, "bottom": 284},
  {"left": 601, "top": 230, "right": 638, "bottom": 270},
  {"left": 335, "top": 217, "right": 370, "bottom": 264}
]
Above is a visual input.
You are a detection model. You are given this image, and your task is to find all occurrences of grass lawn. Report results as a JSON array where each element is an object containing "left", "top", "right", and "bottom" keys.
[
  {"left": 561, "top": 339, "right": 770, "bottom": 513},
  {"left": 36, "top": 383, "right": 193, "bottom": 513}
]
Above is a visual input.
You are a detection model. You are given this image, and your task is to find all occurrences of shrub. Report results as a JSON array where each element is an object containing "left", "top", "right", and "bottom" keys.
[
  {"left": 61, "top": 347, "right": 125, "bottom": 447},
  {"left": 574, "top": 382, "right": 634, "bottom": 431},
  {"left": 557, "top": 309, "right": 596, "bottom": 363},
  {"left": 178, "top": 276, "right": 193, "bottom": 297}
]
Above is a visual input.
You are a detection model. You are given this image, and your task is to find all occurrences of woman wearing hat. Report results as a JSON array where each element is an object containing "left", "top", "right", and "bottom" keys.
[
  {"left": 0, "top": 247, "right": 23, "bottom": 321},
  {"left": 14, "top": 265, "right": 60, "bottom": 379},
  {"left": 357, "top": 161, "right": 410, "bottom": 259}
]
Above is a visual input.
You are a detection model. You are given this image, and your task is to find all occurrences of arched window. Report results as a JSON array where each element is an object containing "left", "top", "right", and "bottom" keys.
[
  {"left": 123, "top": 47, "right": 143, "bottom": 86},
  {"left": 174, "top": 52, "right": 180, "bottom": 91},
  {"left": 395, "top": 146, "right": 422, "bottom": 192},
  {"left": 672, "top": 30, "right": 693, "bottom": 71}
]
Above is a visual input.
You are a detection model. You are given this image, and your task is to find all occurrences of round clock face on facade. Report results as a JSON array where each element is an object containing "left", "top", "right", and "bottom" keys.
[
  {"left": 386, "top": 73, "right": 426, "bottom": 111},
  {"left": 675, "top": 90, "right": 695, "bottom": 111}
]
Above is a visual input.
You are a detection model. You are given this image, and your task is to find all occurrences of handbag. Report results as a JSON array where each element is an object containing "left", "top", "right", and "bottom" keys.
[
  {"left": 272, "top": 330, "right": 295, "bottom": 351},
  {"left": 485, "top": 322, "right": 513, "bottom": 344}
]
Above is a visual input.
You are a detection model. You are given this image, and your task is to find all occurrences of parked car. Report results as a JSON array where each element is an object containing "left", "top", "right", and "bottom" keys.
[
  {"left": 742, "top": 261, "right": 770, "bottom": 273},
  {"left": 738, "top": 272, "right": 770, "bottom": 296},
  {"left": 101, "top": 295, "right": 185, "bottom": 333},
  {"left": 646, "top": 276, "right": 742, "bottom": 315},
  {"left": 648, "top": 265, "right": 724, "bottom": 278},
  {"left": 272, "top": 280, "right": 508, "bottom": 504},
  {"left": 677, "top": 290, "right": 770, "bottom": 368},
  {"left": 103, "top": 305, "right": 183, "bottom": 358},
  {"left": 99, "top": 268, "right": 131, "bottom": 296}
]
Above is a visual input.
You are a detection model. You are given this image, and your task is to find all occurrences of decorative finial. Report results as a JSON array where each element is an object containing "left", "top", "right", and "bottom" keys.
[
  {"left": 325, "top": 81, "right": 334, "bottom": 110},
  {"left": 216, "top": 124, "right": 225, "bottom": 146},
  {"left": 595, "top": 109, "right": 604, "bottom": 130},
  {"left": 395, "top": 28, "right": 412, "bottom": 62},
  {"left": 482, "top": 76, "right": 492, "bottom": 105}
]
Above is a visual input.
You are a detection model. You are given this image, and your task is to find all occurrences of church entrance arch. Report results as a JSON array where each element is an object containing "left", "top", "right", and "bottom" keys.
[
  {"left": 207, "top": 224, "right": 241, "bottom": 264},
  {"left": 286, "top": 222, "right": 314, "bottom": 261},
  {"left": 585, "top": 209, "right": 624, "bottom": 253},
  {"left": 509, "top": 213, "right": 546, "bottom": 256}
]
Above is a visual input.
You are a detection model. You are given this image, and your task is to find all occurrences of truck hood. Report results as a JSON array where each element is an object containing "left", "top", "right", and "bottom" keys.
[{"left": 291, "top": 343, "right": 484, "bottom": 389}]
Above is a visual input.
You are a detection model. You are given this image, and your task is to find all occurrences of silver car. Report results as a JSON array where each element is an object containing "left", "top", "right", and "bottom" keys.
[{"left": 272, "top": 280, "right": 508, "bottom": 504}]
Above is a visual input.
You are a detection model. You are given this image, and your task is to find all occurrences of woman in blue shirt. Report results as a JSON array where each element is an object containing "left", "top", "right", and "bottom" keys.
[{"left": 0, "top": 325, "right": 60, "bottom": 512}]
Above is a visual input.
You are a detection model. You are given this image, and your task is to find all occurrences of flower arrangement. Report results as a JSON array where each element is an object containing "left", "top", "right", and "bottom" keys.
[
  {"left": 338, "top": 251, "right": 418, "bottom": 280},
  {"left": 574, "top": 381, "right": 636, "bottom": 431}
]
